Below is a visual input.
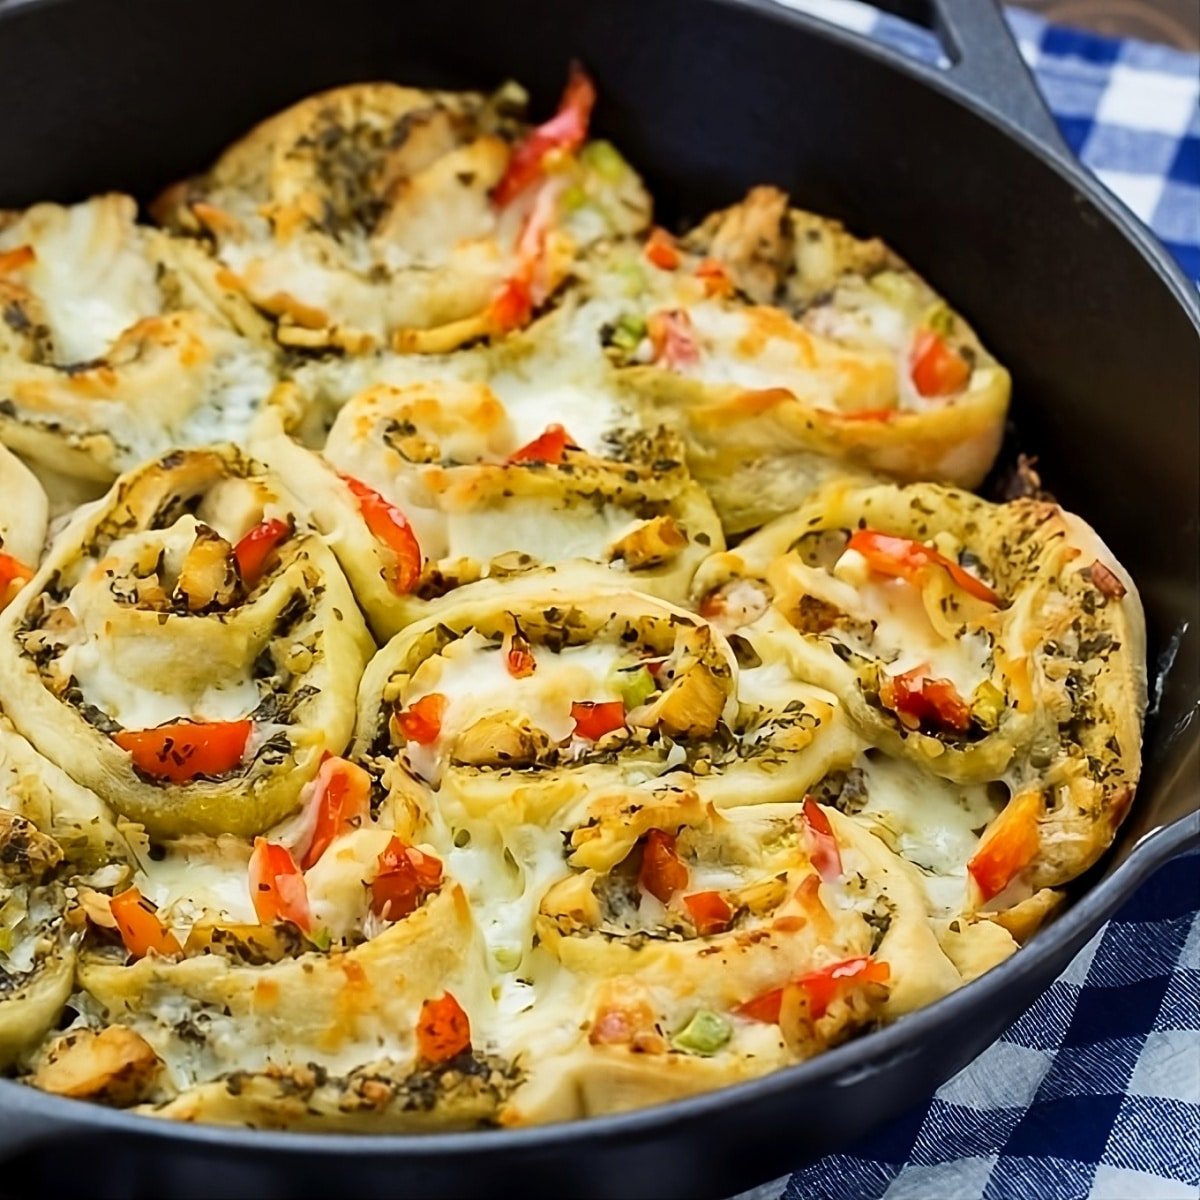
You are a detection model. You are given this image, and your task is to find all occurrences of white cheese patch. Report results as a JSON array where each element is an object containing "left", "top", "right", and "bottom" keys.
[
  {"left": 402, "top": 631, "right": 627, "bottom": 783},
  {"left": 852, "top": 751, "right": 999, "bottom": 911}
]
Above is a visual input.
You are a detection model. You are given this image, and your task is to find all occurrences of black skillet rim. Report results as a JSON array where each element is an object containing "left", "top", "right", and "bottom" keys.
[{"left": 0, "top": 0, "right": 1197, "bottom": 1160}]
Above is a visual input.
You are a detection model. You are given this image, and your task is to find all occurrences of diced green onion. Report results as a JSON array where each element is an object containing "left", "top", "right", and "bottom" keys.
[
  {"left": 493, "top": 946, "right": 522, "bottom": 972},
  {"left": 560, "top": 183, "right": 589, "bottom": 213},
  {"left": 581, "top": 139, "right": 627, "bottom": 181},
  {"left": 868, "top": 269, "right": 916, "bottom": 307},
  {"left": 924, "top": 302, "right": 956, "bottom": 337},
  {"left": 672, "top": 1009, "right": 732, "bottom": 1056},
  {"left": 615, "top": 665, "right": 656, "bottom": 710},
  {"left": 609, "top": 313, "right": 647, "bottom": 353}
]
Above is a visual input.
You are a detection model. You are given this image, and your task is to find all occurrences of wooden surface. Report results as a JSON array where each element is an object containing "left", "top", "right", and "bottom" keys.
[{"left": 1010, "top": 0, "right": 1200, "bottom": 49}]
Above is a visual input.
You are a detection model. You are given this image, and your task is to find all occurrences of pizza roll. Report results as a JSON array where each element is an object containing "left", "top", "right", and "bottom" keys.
[
  {"left": 155, "top": 69, "right": 650, "bottom": 355},
  {"left": 692, "top": 481, "right": 1146, "bottom": 918},
  {"left": 0, "top": 448, "right": 373, "bottom": 838},
  {"left": 0, "top": 721, "right": 132, "bottom": 1069},
  {"left": 352, "top": 574, "right": 858, "bottom": 827},
  {"left": 252, "top": 374, "right": 722, "bottom": 638},
  {"left": 570, "top": 186, "right": 1009, "bottom": 532},
  {"left": 0, "top": 445, "right": 48, "bottom": 610},
  {"left": 505, "top": 793, "right": 1004, "bottom": 1121},
  {"left": 0, "top": 194, "right": 278, "bottom": 481}
]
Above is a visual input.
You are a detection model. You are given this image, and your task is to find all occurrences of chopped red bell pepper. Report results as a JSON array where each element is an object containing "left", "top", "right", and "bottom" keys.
[
  {"left": 735, "top": 955, "right": 890, "bottom": 1024},
  {"left": 248, "top": 839, "right": 312, "bottom": 932},
  {"left": 967, "top": 790, "right": 1041, "bottom": 902},
  {"left": 505, "top": 631, "right": 537, "bottom": 678},
  {"left": 846, "top": 529, "right": 1001, "bottom": 606},
  {"left": 644, "top": 227, "right": 681, "bottom": 270},
  {"left": 684, "top": 890, "right": 733, "bottom": 936},
  {"left": 113, "top": 718, "right": 252, "bottom": 783},
  {"left": 570, "top": 699, "right": 626, "bottom": 741},
  {"left": 695, "top": 258, "right": 733, "bottom": 297},
  {"left": 491, "top": 63, "right": 596, "bottom": 207},
  {"left": 880, "top": 665, "right": 972, "bottom": 733},
  {"left": 638, "top": 828, "right": 689, "bottom": 903},
  {"left": 647, "top": 308, "right": 700, "bottom": 369},
  {"left": 801, "top": 797, "right": 842, "bottom": 881},
  {"left": 109, "top": 887, "right": 183, "bottom": 959},
  {"left": 487, "top": 177, "right": 562, "bottom": 334},
  {"left": 0, "top": 551, "right": 32, "bottom": 602},
  {"left": 233, "top": 518, "right": 290, "bottom": 589},
  {"left": 910, "top": 329, "right": 971, "bottom": 397},
  {"left": 507, "top": 424, "right": 576, "bottom": 465},
  {"left": 416, "top": 992, "right": 471, "bottom": 1063},
  {"left": 341, "top": 474, "right": 422, "bottom": 594},
  {"left": 370, "top": 836, "right": 443, "bottom": 920},
  {"left": 393, "top": 693, "right": 447, "bottom": 746},
  {"left": 300, "top": 755, "right": 372, "bottom": 869}
]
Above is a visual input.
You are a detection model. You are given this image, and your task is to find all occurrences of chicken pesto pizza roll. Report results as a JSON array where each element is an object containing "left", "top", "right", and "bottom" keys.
[
  {"left": 39, "top": 753, "right": 527, "bottom": 1128},
  {"left": 503, "top": 789, "right": 1003, "bottom": 1122},
  {"left": 0, "top": 447, "right": 373, "bottom": 838},
  {"left": 566, "top": 186, "right": 1009, "bottom": 533},
  {"left": 692, "top": 481, "right": 1146, "bottom": 918},
  {"left": 252, "top": 375, "right": 723, "bottom": 638},
  {"left": 0, "top": 721, "right": 130, "bottom": 1069},
  {"left": 0, "top": 445, "right": 48, "bottom": 610},
  {"left": 154, "top": 66, "right": 650, "bottom": 356},
  {"left": 0, "top": 194, "right": 278, "bottom": 481},
  {"left": 65, "top": 869, "right": 515, "bottom": 1126},
  {"left": 352, "top": 575, "right": 858, "bottom": 826}
]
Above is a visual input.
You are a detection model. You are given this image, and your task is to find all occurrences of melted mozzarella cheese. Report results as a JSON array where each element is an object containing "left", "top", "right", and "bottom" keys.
[
  {"left": 851, "top": 752, "right": 999, "bottom": 912},
  {"left": 137, "top": 839, "right": 257, "bottom": 930},
  {"left": 819, "top": 558, "right": 992, "bottom": 697},
  {"left": 403, "top": 632, "right": 626, "bottom": 783},
  {"left": 0, "top": 199, "right": 162, "bottom": 364}
]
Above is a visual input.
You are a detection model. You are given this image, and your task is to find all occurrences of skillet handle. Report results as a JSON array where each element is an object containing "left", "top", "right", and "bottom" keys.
[{"left": 928, "top": 0, "right": 1070, "bottom": 157}]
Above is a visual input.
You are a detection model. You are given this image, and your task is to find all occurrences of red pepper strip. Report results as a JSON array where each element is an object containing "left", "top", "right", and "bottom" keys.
[
  {"left": 0, "top": 551, "right": 33, "bottom": 602},
  {"left": 112, "top": 718, "right": 251, "bottom": 783},
  {"left": 644, "top": 227, "right": 681, "bottom": 270},
  {"left": 488, "top": 179, "right": 562, "bottom": 334},
  {"left": 491, "top": 63, "right": 596, "bottom": 207},
  {"left": 846, "top": 529, "right": 1001, "bottom": 606},
  {"left": 570, "top": 699, "right": 626, "bottom": 741},
  {"left": 370, "top": 836, "right": 443, "bottom": 920},
  {"left": 248, "top": 839, "right": 312, "bottom": 932},
  {"left": 735, "top": 956, "right": 890, "bottom": 1023},
  {"left": 507, "top": 424, "right": 576, "bottom": 465},
  {"left": 109, "top": 888, "right": 182, "bottom": 959},
  {"left": 910, "top": 329, "right": 971, "bottom": 397},
  {"left": 647, "top": 309, "right": 700, "bottom": 369},
  {"left": 416, "top": 993, "right": 471, "bottom": 1063},
  {"left": 801, "top": 797, "right": 842, "bottom": 881},
  {"left": 638, "top": 829, "right": 689, "bottom": 903},
  {"left": 301, "top": 755, "right": 372, "bottom": 869},
  {"left": 233, "top": 518, "right": 290, "bottom": 589},
  {"left": 393, "top": 693, "right": 446, "bottom": 746},
  {"left": 967, "top": 790, "right": 1041, "bottom": 902},
  {"left": 341, "top": 474, "right": 422, "bottom": 594},
  {"left": 880, "top": 665, "right": 972, "bottom": 733},
  {"left": 684, "top": 890, "right": 733, "bottom": 936}
]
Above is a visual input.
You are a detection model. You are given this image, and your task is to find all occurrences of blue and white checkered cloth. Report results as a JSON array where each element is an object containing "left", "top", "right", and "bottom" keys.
[{"left": 749, "top": 4, "right": 1200, "bottom": 1197}]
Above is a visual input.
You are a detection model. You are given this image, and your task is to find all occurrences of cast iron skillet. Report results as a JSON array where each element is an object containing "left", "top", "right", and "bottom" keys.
[{"left": 0, "top": 0, "right": 1196, "bottom": 1195}]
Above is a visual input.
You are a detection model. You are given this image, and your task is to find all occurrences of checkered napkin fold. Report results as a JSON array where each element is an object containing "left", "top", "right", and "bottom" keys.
[{"left": 752, "top": 4, "right": 1200, "bottom": 1197}]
